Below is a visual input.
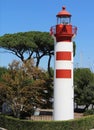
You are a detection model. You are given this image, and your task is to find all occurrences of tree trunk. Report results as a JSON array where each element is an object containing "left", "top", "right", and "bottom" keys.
[{"left": 48, "top": 55, "right": 52, "bottom": 77}]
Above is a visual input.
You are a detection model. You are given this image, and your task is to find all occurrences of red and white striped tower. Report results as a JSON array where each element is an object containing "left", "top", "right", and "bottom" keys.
[{"left": 50, "top": 6, "right": 77, "bottom": 121}]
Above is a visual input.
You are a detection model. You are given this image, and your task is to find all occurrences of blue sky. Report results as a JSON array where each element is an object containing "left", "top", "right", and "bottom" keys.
[{"left": 0, "top": 0, "right": 94, "bottom": 71}]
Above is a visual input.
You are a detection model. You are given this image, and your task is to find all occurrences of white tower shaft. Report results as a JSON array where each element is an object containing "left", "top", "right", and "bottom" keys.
[{"left": 54, "top": 41, "right": 74, "bottom": 120}]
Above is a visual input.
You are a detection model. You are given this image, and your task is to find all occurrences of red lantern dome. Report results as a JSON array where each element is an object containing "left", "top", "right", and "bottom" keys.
[{"left": 56, "top": 6, "right": 71, "bottom": 17}]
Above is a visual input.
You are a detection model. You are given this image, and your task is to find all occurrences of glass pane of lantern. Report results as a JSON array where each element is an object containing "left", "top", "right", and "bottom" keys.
[{"left": 61, "top": 17, "right": 69, "bottom": 24}]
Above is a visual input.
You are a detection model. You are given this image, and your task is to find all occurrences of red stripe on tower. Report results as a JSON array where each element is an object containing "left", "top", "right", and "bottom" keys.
[
  {"left": 56, "top": 51, "right": 71, "bottom": 60},
  {"left": 56, "top": 69, "right": 71, "bottom": 78}
]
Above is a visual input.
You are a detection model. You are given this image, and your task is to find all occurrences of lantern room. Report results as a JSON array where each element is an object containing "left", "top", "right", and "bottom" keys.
[
  {"left": 50, "top": 6, "right": 77, "bottom": 42},
  {"left": 56, "top": 6, "right": 71, "bottom": 25}
]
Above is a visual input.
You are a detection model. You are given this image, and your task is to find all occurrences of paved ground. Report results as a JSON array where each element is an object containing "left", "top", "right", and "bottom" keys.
[{"left": 30, "top": 113, "right": 83, "bottom": 121}]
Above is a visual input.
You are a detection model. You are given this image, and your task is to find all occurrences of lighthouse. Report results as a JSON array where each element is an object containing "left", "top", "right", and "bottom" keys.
[{"left": 50, "top": 6, "right": 77, "bottom": 120}]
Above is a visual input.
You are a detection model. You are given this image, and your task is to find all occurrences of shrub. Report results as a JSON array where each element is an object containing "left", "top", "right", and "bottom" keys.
[
  {"left": 84, "top": 109, "right": 94, "bottom": 116},
  {"left": 0, "top": 114, "right": 94, "bottom": 130}
]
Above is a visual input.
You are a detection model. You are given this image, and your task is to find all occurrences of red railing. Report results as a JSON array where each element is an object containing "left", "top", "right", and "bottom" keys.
[
  {"left": 50, "top": 25, "right": 77, "bottom": 36},
  {"left": 50, "top": 26, "right": 56, "bottom": 35},
  {"left": 72, "top": 26, "right": 77, "bottom": 35}
]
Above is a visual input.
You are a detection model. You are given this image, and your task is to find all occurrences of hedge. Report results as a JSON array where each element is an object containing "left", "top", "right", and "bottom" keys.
[{"left": 0, "top": 114, "right": 94, "bottom": 130}]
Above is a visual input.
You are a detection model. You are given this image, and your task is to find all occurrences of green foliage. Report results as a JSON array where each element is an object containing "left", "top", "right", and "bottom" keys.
[
  {"left": 0, "top": 67, "right": 8, "bottom": 82},
  {"left": 0, "top": 59, "right": 53, "bottom": 117},
  {"left": 0, "top": 67, "right": 10, "bottom": 109},
  {"left": 73, "top": 41, "right": 76, "bottom": 57},
  {"left": 0, "top": 31, "right": 76, "bottom": 76},
  {"left": 0, "top": 31, "right": 54, "bottom": 76},
  {"left": 74, "top": 68, "right": 94, "bottom": 109},
  {"left": 0, "top": 31, "right": 54, "bottom": 64},
  {"left": 0, "top": 114, "right": 94, "bottom": 130},
  {"left": 84, "top": 109, "right": 94, "bottom": 116}
]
